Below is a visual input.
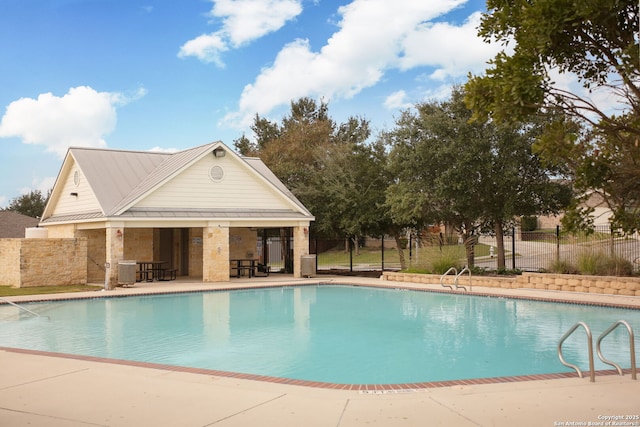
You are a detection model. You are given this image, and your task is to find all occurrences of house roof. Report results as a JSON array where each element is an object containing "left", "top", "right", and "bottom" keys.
[
  {"left": 0, "top": 210, "right": 40, "bottom": 238},
  {"left": 41, "top": 142, "right": 313, "bottom": 225}
]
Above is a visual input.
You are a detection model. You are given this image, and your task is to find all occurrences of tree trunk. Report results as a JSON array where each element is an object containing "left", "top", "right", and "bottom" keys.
[
  {"left": 393, "top": 232, "right": 406, "bottom": 270},
  {"left": 463, "top": 233, "right": 475, "bottom": 267},
  {"left": 495, "top": 220, "right": 506, "bottom": 270}
]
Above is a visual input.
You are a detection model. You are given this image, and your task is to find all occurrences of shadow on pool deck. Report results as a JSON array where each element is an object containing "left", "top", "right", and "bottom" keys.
[{"left": 1, "top": 275, "right": 639, "bottom": 426}]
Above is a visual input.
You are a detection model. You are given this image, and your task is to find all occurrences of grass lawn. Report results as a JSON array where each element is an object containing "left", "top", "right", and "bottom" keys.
[
  {"left": 0, "top": 285, "right": 103, "bottom": 297},
  {"left": 317, "top": 243, "right": 490, "bottom": 267}
]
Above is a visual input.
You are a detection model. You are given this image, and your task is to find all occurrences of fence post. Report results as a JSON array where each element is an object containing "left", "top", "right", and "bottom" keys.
[
  {"left": 512, "top": 227, "right": 516, "bottom": 270},
  {"left": 556, "top": 225, "right": 560, "bottom": 263},
  {"left": 349, "top": 237, "right": 353, "bottom": 272},
  {"left": 610, "top": 224, "right": 615, "bottom": 255},
  {"left": 381, "top": 235, "right": 385, "bottom": 272}
]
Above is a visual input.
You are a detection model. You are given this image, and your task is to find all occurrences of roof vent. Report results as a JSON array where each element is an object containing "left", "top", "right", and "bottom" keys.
[{"left": 209, "top": 165, "right": 224, "bottom": 182}]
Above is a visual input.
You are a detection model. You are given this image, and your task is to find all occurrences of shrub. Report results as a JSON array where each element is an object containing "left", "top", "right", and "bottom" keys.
[
  {"left": 520, "top": 216, "right": 538, "bottom": 232},
  {"left": 548, "top": 258, "right": 579, "bottom": 274},
  {"left": 575, "top": 249, "right": 635, "bottom": 276},
  {"left": 576, "top": 250, "right": 601, "bottom": 275},
  {"left": 429, "top": 248, "right": 464, "bottom": 275},
  {"left": 599, "top": 255, "right": 634, "bottom": 276}
]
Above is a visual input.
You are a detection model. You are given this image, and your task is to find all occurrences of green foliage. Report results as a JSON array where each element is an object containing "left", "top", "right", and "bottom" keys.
[
  {"left": 577, "top": 250, "right": 635, "bottom": 276},
  {"left": 4, "top": 189, "right": 49, "bottom": 218},
  {"left": 383, "top": 85, "right": 571, "bottom": 268},
  {"left": 242, "top": 98, "right": 406, "bottom": 250},
  {"left": 466, "top": 0, "right": 640, "bottom": 233},
  {"left": 547, "top": 259, "right": 580, "bottom": 275},
  {"left": 549, "top": 250, "right": 635, "bottom": 276},
  {"left": 520, "top": 216, "right": 538, "bottom": 232},
  {"left": 576, "top": 250, "right": 601, "bottom": 275},
  {"left": 428, "top": 249, "right": 464, "bottom": 275}
]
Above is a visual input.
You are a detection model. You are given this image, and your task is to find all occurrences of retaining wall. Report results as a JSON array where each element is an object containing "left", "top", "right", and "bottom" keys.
[{"left": 381, "top": 272, "right": 640, "bottom": 297}]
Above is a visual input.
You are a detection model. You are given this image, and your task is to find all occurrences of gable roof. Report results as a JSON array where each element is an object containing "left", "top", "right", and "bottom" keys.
[
  {"left": 0, "top": 210, "right": 40, "bottom": 238},
  {"left": 41, "top": 142, "right": 313, "bottom": 224}
]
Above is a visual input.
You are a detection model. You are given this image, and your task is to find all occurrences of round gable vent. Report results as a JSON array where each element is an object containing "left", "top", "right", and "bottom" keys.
[{"left": 209, "top": 165, "right": 224, "bottom": 182}]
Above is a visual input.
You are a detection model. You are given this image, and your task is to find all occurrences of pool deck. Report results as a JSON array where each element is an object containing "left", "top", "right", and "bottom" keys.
[{"left": 1, "top": 276, "right": 639, "bottom": 426}]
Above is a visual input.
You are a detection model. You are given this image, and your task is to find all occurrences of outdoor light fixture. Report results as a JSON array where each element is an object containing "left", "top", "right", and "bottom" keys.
[
  {"left": 70, "top": 192, "right": 78, "bottom": 197},
  {"left": 213, "top": 147, "right": 226, "bottom": 158}
]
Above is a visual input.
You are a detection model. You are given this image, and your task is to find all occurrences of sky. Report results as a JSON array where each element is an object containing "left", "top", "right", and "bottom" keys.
[{"left": 0, "top": 0, "right": 504, "bottom": 208}]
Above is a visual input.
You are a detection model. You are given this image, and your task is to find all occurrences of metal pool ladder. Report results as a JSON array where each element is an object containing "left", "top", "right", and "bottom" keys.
[
  {"left": 439, "top": 266, "right": 472, "bottom": 291},
  {"left": 596, "top": 320, "right": 636, "bottom": 380},
  {"left": 558, "top": 320, "right": 637, "bottom": 382},
  {"left": 0, "top": 297, "right": 42, "bottom": 318}
]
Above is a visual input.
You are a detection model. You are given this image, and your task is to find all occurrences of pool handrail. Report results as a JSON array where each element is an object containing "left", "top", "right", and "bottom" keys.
[
  {"left": 455, "top": 266, "right": 471, "bottom": 291},
  {"left": 558, "top": 321, "right": 595, "bottom": 382},
  {"left": 596, "top": 320, "right": 636, "bottom": 380},
  {"left": 0, "top": 297, "right": 42, "bottom": 318},
  {"left": 439, "top": 267, "right": 457, "bottom": 290}
]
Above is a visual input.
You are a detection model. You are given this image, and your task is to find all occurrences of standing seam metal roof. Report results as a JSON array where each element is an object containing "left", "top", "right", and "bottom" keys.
[{"left": 61, "top": 142, "right": 313, "bottom": 221}]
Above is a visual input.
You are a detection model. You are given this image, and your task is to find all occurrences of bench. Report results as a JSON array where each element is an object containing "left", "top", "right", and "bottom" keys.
[
  {"left": 253, "top": 264, "right": 270, "bottom": 277},
  {"left": 158, "top": 268, "right": 177, "bottom": 281},
  {"left": 233, "top": 266, "right": 254, "bottom": 278}
]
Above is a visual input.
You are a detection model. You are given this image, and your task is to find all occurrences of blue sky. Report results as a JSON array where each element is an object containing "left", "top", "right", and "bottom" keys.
[{"left": 0, "top": 0, "right": 501, "bottom": 208}]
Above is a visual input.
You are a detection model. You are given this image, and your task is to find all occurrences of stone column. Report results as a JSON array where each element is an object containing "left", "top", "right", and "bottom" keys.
[
  {"left": 105, "top": 224, "right": 124, "bottom": 289},
  {"left": 292, "top": 223, "right": 310, "bottom": 278},
  {"left": 203, "top": 223, "right": 230, "bottom": 282}
]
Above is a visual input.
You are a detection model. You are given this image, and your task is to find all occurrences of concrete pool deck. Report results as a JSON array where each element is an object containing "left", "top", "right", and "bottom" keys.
[{"left": 1, "top": 276, "right": 639, "bottom": 426}]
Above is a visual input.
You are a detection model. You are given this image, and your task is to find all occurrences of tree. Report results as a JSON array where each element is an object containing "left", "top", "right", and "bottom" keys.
[
  {"left": 237, "top": 98, "right": 412, "bottom": 268},
  {"left": 384, "top": 86, "right": 571, "bottom": 268},
  {"left": 465, "top": 0, "right": 639, "bottom": 232},
  {"left": 5, "top": 189, "right": 49, "bottom": 218}
]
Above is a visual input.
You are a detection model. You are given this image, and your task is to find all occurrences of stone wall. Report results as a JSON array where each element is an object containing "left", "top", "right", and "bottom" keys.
[
  {"left": 0, "top": 238, "right": 87, "bottom": 287},
  {"left": 203, "top": 225, "right": 230, "bottom": 282},
  {"left": 0, "top": 240, "right": 21, "bottom": 285},
  {"left": 189, "top": 228, "right": 203, "bottom": 277},
  {"left": 381, "top": 272, "right": 640, "bottom": 296}
]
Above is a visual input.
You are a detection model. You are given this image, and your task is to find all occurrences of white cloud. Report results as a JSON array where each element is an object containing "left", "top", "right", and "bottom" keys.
[
  {"left": 213, "top": 0, "right": 303, "bottom": 47},
  {"left": 148, "top": 146, "right": 180, "bottom": 153},
  {"left": 221, "top": 0, "right": 504, "bottom": 128},
  {"left": 178, "top": 33, "right": 228, "bottom": 66},
  {"left": 179, "top": 0, "right": 302, "bottom": 66},
  {"left": 398, "top": 12, "right": 505, "bottom": 80},
  {"left": 384, "top": 90, "right": 412, "bottom": 110},
  {"left": 0, "top": 86, "right": 144, "bottom": 158},
  {"left": 19, "top": 176, "right": 56, "bottom": 197}
]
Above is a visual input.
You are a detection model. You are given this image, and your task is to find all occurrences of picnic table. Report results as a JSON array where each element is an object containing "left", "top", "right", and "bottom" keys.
[
  {"left": 136, "top": 261, "right": 176, "bottom": 282},
  {"left": 230, "top": 259, "right": 256, "bottom": 278},
  {"left": 230, "top": 259, "right": 270, "bottom": 278}
]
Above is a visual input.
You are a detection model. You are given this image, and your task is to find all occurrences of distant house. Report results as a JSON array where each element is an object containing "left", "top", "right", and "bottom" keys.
[
  {"left": 537, "top": 191, "right": 613, "bottom": 229},
  {"left": 40, "top": 141, "right": 314, "bottom": 285},
  {"left": 0, "top": 210, "right": 40, "bottom": 238}
]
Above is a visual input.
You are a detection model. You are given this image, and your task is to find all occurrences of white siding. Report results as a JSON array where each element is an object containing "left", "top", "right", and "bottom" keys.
[
  {"left": 134, "top": 155, "right": 296, "bottom": 210},
  {"left": 52, "top": 165, "right": 102, "bottom": 215}
]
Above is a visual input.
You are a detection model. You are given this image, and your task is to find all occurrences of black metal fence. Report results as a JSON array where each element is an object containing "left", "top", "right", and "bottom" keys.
[{"left": 309, "top": 226, "right": 640, "bottom": 275}]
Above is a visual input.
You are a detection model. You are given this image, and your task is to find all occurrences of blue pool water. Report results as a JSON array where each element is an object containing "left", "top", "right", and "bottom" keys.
[{"left": 0, "top": 285, "right": 638, "bottom": 384}]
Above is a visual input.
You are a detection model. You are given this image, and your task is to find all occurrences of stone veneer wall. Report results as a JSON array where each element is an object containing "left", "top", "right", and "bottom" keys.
[
  {"left": 381, "top": 272, "right": 640, "bottom": 296},
  {"left": 0, "top": 240, "right": 21, "bottom": 286},
  {"left": 0, "top": 238, "right": 87, "bottom": 287},
  {"left": 189, "top": 228, "right": 203, "bottom": 277}
]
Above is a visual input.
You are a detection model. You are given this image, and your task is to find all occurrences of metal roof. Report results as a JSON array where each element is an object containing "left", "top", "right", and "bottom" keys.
[
  {"left": 42, "top": 142, "right": 314, "bottom": 225},
  {"left": 71, "top": 146, "right": 169, "bottom": 214}
]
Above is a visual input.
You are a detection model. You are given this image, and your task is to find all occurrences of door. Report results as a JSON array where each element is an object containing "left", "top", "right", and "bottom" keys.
[{"left": 159, "top": 229, "right": 173, "bottom": 268}]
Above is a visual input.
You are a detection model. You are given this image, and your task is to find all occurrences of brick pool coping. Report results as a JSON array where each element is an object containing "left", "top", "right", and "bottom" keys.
[
  {"left": 1, "top": 280, "right": 638, "bottom": 390},
  {"left": 0, "top": 346, "right": 634, "bottom": 391}
]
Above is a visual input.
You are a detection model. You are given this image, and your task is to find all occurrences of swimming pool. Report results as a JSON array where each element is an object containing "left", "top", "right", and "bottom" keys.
[{"left": 0, "top": 285, "right": 638, "bottom": 385}]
